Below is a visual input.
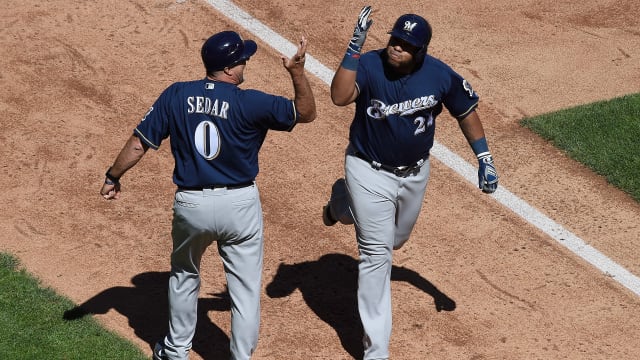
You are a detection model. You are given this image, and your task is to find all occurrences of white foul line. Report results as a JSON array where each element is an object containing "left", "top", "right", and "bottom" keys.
[{"left": 206, "top": 0, "right": 640, "bottom": 297}]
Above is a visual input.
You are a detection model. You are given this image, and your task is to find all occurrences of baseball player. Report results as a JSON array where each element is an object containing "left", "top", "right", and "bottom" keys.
[
  {"left": 100, "top": 31, "right": 316, "bottom": 360},
  {"left": 322, "top": 6, "right": 498, "bottom": 359}
]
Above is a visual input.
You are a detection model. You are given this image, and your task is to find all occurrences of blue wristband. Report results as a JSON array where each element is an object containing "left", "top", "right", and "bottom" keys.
[
  {"left": 341, "top": 52, "right": 360, "bottom": 71},
  {"left": 470, "top": 137, "right": 489, "bottom": 157}
]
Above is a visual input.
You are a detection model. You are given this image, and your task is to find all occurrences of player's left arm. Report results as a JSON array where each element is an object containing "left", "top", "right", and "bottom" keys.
[
  {"left": 458, "top": 111, "right": 499, "bottom": 194},
  {"left": 100, "top": 134, "right": 149, "bottom": 200},
  {"left": 458, "top": 110, "right": 485, "bottom": 143}
]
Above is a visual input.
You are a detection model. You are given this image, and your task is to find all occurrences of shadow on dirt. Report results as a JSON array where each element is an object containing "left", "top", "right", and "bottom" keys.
[
  {"left": 62, "top": 254, "right": 456, "bottom": 359},
  {"left": 266, "top": 253, "right": 456, "bottom": 359},
  {"left": 62, "top": 271, "right": 231, "bottom": 359}
]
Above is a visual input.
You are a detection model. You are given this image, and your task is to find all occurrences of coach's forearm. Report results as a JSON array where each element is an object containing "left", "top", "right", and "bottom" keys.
[
  {"left": 108, "top": 134, "right": 149, "bottom": 178},
  {"left": 292, "top": 72, "right": 316, "bottom": 123}
]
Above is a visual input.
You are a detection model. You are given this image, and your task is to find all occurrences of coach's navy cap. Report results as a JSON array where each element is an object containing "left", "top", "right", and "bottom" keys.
[{"left": 201, "top": 31, "right": 257, "bottom": 72}]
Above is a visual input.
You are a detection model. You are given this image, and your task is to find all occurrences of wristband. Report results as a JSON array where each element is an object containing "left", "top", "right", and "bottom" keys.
[
  {"left": 105, "top": 167, "right": 120, "bottom": 184},
  {"left": 470, "top": 137, "right": 489, "bottom": 157},
  {"left": 341, "top": 52, "right": 360, "bottom": 71}
]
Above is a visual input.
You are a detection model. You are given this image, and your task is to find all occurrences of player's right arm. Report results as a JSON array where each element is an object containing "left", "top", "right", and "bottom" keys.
[
  {"left": 331, "top": 5, "right": 372, "bottom": 106},
  {"left": 330, "top": 67, "right": 358, "bottom": 106}
]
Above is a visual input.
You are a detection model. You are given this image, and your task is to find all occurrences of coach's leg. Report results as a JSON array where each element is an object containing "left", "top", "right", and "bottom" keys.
[
  {"left": 217, "top": 185, "right": 264, "bottom": 360},
  {"left": 163, "top": 190, "right": 213, "bottom": 360}
]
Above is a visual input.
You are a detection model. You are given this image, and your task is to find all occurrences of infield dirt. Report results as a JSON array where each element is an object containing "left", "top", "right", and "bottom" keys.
[{"left": 1, "top": 1, "right": 639, "bottom": 359}]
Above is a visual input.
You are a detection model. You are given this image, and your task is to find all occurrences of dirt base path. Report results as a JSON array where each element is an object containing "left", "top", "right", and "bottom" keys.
[{"left": 1, "top": 1, "right": 640, "bottom": 359}]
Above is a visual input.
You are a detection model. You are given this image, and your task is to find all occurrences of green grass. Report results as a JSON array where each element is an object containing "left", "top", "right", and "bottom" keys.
[
  {"left": 520, "top": 93, "right": 640, "bottom": 202},
  {"left": 0, "top": 253, "right": 149, "bottom": 360}
]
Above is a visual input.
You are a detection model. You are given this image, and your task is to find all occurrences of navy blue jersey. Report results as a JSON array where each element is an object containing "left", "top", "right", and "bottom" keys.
[
  {"left": 350, "top": 50, "right": 479, "bottom": 167},
  {"left": 134, "top": 79, "right": 299, "bottom": 187}
]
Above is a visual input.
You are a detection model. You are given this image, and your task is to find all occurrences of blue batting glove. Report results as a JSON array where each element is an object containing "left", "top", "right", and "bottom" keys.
[
  {"left": 348, "top": 6, "right": 373, "bottom": 54},
  {"left": 477, "top": 152, "right": 499, "bottom": 193},
  {"left": 342, "top": 6, "right": 373, "bottom": 70}
]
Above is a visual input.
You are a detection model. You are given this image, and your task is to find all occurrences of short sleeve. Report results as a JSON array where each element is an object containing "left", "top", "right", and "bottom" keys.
[
  {"left": 443, "top": 75, "right": 479, "bottom": 119},
  {"left": 134, "top": 85, "right": 176, "bottom": 149},
  {"left": 239, "top": 89, "right": 298, "bottom": 132}
]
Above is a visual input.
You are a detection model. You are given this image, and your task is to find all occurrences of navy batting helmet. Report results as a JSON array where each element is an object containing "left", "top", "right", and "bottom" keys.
[
  {"left": 201, "top": 31, "right": 257, "bottom": 73},
  {"left": 388, "top": 14, "right": 432, "bottom": 63}
]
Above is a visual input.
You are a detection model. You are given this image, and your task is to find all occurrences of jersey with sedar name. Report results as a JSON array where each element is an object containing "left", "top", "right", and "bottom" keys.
[
  {"left": 350, "top": 50, "right": 479, "bottom": 167},
  {"left": 134, "top": 79, "right": 298, "bottom": 187}
]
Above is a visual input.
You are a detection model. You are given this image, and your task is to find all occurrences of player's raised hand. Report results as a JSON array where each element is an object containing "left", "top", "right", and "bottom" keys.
[
  {"left": 348, "top": 5, "right": 373, "bottom": 55},
  {"left": 283, "top": 36, "right": 308, "bottom": 73},
  {"left": 477, "top": 153, "right": 499, "bottom": 193}
]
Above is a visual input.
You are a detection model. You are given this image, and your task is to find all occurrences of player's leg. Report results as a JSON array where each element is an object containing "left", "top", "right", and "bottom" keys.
[
  {"left": 323, "top": 146, "right": 356, "bottom": 226},
  {"left": 324, "top": 177, "right": 354, "bottom": 225},
  {"left": 393, "top": 160, "right": 430, "bottom": 250},
  {"left": 345, "top": 154, "right": 397, "bottom": 360},
  {"left": 216, "top": 185, "right": 263, "bottom": 360},
  {"left": 161, "top": 189, "right": 216, "bottom": 360}
]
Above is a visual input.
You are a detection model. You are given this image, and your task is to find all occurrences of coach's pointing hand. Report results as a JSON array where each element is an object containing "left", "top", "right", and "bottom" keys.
[
  {"left": 282, "top": 36, "right": 316, "bottom": 123},
  {"left": 283, "top": 36, "right": 308, "bottom": 74}
]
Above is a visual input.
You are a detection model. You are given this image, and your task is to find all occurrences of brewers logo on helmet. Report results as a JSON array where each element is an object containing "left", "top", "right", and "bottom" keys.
[{"left": 388, "top": 14, "right": 432, "bottom": 63}]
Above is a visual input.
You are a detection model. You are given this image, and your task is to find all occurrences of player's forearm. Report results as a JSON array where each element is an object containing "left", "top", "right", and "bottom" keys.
[
  {"left": 458, "top": 111, "right": 487, "bottom": 144},
  {"left": 291, "top": 73, "right": 317, "bottom": 123},
  {"left": 330, "top": 67, "right": 358, "bottom": 106},
  {"left": 459, "top": 111, "right": 499, "bottom": 192},
  {"left": 108, "top": 135, "right": 149, "bottom": 178}
]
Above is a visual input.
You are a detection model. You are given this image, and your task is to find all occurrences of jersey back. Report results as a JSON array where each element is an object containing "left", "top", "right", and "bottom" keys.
[{"left": 134, "top": 79, "right": 298, "bottom": 187}]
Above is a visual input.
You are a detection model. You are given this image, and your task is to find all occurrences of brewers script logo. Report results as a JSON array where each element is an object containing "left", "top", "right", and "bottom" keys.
[
  {"left": 403, "top": 21, "right": 417, "bottom": 32},
  {"left": 366, "top": 96, "right": 438, "bottom": 120},
  {"left": 366, "top": 96, "right": 437, "bottom": 135}
]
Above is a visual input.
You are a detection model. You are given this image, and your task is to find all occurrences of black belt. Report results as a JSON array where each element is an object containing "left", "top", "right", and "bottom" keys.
[
  {"left": 353, "top": 151, "right": 427, "bottom": 177},
  {"left": 179, "top": 182, "right": 254, "bottom": 191}
]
